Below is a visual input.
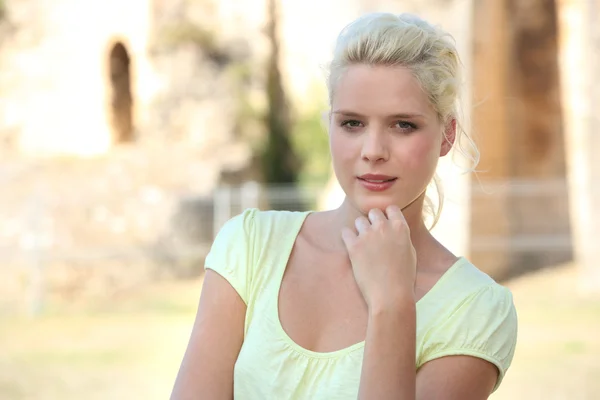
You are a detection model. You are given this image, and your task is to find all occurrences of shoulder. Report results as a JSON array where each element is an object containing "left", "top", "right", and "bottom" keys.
[
  {"left": 222, "top": 208, "right": 310, "bottom": 247},
  {"left": 208, "top": 208, "right": 305, "bottom": 255},
  {"left": 212, "top": 208, "right": 305, "bottom": 239},
  {"left": 419, "top": 258, "right": 518, "bottom": 392},
  {"left": 439, "top": 258, "right": 518, "bottom": 336},
  {"left": 204, "top": 208, "right": 311, "bottom": 301}
]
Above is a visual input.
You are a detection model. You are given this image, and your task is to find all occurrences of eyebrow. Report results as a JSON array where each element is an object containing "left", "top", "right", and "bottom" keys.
[{"left": 331, "top": 110, "right": 425, "bottom": 119}]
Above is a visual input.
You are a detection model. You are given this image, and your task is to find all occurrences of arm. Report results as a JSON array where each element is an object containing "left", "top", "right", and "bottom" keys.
[
  {"left": 416, "top": 356, "right": 498, "bottom": 399},
  {"left": 170, "top": 270, "right": 246, "bottom": 400},
  {"left": 345, "top": 208, "right": 515, "bottom": 400},
  {"left": 358, "top": 301, "right": 499, "bottom": 400},
  {"left": 358, "top": 296, "right": 417, "bottom": 400},
  {"left": 341, "top": 206, "right": 418, "bottom": 400},
  {"left": 415, "top": 284, "right": 518, "bottom": 399}
]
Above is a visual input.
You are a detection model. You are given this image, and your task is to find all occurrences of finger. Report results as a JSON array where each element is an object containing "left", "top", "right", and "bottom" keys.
[
  {"left": 354, "top": 216, "right": 370, "bottom": 234},
  {"left": 341, "top": 227, "right": 357, "bottom": 249},
  {"left": 367, "top": 208, "right": 386, "bottom": 225},
  {"left": 385, "top": 205, "right": 405, "bottom": 221}
]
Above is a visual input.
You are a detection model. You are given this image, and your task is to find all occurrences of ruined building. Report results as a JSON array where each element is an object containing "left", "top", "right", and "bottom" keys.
[{"left": 0, "top": 0, "right": 598, "bottom": 288}]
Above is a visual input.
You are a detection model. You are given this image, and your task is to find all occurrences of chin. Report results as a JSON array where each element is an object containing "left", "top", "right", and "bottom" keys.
[{"left": 353, "top": 196, "right": 403, "bottom": 215}]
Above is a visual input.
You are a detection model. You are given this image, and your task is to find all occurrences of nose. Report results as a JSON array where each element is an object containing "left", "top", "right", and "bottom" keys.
[{"left": 361, "top": 129, "right": 389, "bottom": 163}]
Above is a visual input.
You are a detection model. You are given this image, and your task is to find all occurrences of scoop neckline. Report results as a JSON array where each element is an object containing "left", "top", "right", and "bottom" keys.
[{"left": 271, "top": 210, "right": 468, "bottom": 359}]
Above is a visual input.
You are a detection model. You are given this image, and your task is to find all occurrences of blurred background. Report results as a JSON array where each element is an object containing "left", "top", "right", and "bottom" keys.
[{"left": 0, "top": 0, "right": 599, "bottom": 398}]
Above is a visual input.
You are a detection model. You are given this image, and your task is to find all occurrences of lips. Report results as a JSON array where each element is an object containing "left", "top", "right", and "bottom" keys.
[
  {"left": 357, "top": 174, "right": 398, "bottom": 192},
  {"left": 358, "top": 174, "right": 397, "bottom": 183}
]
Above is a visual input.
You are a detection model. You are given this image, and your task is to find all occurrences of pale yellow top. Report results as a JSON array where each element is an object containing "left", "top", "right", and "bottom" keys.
[{"left": 205, "top": 208, "right": 518, "bottom": 400}]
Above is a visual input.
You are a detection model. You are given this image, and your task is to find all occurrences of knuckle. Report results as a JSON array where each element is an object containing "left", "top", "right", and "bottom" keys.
[
  {"left": 373, "top": 223, "right": 386, "bottom": 234},
  {"left": 387, "top": 204, "right": 400, "bottom": 212},
  {"left": 392, "top": 219, "right": 408, "bottom": 231},
  {"left": 349, "top": 240, "right": 363, "bottom": 253}
]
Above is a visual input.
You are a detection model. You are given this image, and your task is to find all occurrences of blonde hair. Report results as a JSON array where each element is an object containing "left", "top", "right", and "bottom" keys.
[{"left": 327, "top": 12, "right": 479, "bottom": 228}]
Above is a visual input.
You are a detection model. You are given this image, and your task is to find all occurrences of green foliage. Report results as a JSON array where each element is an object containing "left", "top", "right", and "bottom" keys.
[
  {"left": 292, "top": 105, "right": 331, "bottom": 187},
  {"left": 153, "top": 22, "right": 231, "bottom": 65},
  {"left": 260, "top": 106, "right": 300, "bottom": 185},
  {"left": 260, "top": 0, "right": 300, "bottom": 186},
  {"left": 157, "top": 22, "right": 216, "bottom": 49},
  {"left": 225, "top": 63, "right": 264, "bottom": 144},
  {"left": 0, "top": 0, "right": 5, "bottom": 21}
]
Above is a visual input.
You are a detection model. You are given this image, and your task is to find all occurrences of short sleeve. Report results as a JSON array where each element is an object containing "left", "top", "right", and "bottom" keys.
[
  {"left": 419, "top": 284, "right": 518, "bottom": 392},
  {"left": 204, "top": 208, "right": 257, "bottom": 305}
]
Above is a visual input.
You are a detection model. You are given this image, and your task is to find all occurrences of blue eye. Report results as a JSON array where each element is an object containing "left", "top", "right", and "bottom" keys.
[{"left": 395, "top": 121, "right": 417, "bottom": 131}]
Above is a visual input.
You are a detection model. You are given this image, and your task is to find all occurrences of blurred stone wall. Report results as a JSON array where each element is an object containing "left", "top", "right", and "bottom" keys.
[
  {"left": 1, "top": 0, "right": 595, "bottom": 289},
  {"left": 469, "top": 0, "right": 573, "bottom": 280}
]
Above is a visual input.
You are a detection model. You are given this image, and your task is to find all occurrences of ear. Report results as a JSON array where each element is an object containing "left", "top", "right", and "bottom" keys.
[{"left": 440, "top": 118, "right": 456, "bottom": 157}]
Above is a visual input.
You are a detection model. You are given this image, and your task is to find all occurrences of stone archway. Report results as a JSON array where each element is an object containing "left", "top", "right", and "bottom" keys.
[{"left": 108, "top": 42, "right": 134, "bottom": 143}]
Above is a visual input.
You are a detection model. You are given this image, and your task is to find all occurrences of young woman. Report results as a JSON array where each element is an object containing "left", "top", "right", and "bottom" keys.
[{"left": 171, "top": 12, "right": 518, "bottom": 400}]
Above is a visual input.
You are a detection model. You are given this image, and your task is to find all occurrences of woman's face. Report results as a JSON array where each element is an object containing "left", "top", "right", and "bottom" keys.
[{"left": 329, "top": 64, "right": 454, "bottom": 215}]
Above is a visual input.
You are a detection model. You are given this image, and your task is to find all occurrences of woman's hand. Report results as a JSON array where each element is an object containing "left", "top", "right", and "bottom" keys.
[{"left": 341, "top": 205, "right": 417, "bottom": 311}]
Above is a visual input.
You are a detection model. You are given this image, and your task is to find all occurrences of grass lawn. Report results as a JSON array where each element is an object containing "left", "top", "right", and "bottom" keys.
[
  {"left": 0, "top": 280, "right": 200, "bottom": 400},
  {"left": 1, "top": 263, "right": 599, "bottom": 399}
]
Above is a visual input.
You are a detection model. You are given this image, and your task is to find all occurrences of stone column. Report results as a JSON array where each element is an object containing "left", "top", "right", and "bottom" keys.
[
  {"left": 558, "top": 0, "right": 600, "bottom": 293},
  {"left": 469, "top": 0, "right": 514, "bottom": 279},
  {"left": 470, "top": 0, "right": 573, "bottom": 280}
]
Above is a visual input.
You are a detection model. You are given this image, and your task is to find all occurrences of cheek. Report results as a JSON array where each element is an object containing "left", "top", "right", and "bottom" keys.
[
  {"left": 402, "top": 135, "right": 440, "bottom": 169},
  {"left": 330, "top": 130, "right": 360, "bottom": 186},
  {"left": 329, "top": 130, "right": 355, "bottom": 164}
]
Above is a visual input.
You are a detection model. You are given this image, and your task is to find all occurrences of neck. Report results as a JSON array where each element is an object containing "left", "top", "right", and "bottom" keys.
[{"left": 327, "top": 194, "right": 432, "bottom": 252}]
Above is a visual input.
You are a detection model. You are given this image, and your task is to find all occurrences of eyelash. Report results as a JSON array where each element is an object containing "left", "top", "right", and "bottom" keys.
[
  {"left": 340, "top": 120, "right": 417, "bottom": 132},
  {"left": 340, "top": 120, "right": 362, "bottom": 129}
]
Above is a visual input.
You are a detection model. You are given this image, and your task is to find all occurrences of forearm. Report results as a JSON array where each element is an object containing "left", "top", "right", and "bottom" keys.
[{"left": 358, "top": 296, "right": 416, "bottom": 400}]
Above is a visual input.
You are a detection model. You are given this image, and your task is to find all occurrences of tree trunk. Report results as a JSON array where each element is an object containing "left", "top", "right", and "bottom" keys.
[{"left": 262, "top": 0, "right": 300, "bottom": 188}]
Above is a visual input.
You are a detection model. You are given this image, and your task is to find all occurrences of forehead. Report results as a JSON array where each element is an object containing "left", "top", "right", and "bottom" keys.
[{"left": 332, "top": 65, "right": 434, "bottom": 117}]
